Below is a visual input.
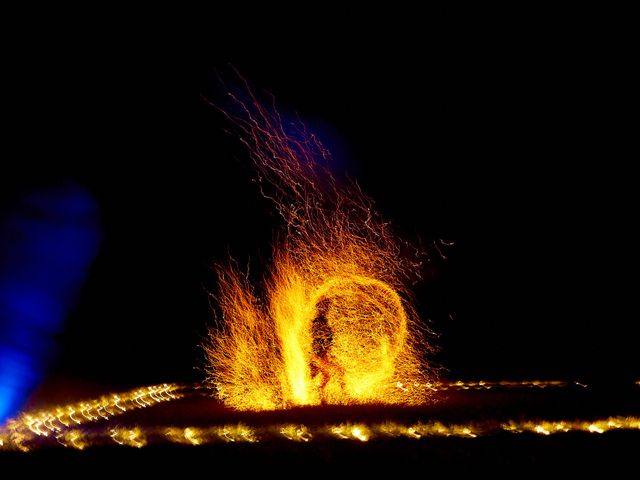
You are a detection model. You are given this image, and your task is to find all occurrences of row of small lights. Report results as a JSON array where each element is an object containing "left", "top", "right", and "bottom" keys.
[
  {"left": 421, "top": 380, "right": 580, "bottom": 391},
  {"left": 3, "top": 379, "right": 584, "bottom": 436},
  {"left": 0, "top": 383, "right": 183, "bottom": 450},
  {"left": 2, "top": 380, "right": 637, "bottom": 451},
  {"left": 3, "top": 417, "right": 639, "bottom": 451}
]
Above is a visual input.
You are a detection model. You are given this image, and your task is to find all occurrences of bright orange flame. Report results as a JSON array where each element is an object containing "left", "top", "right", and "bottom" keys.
[{"left": 204, "top": 80, "right": 436, "bottom": 409}]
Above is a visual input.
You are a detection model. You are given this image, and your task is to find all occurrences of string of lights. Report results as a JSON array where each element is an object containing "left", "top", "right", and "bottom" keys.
[
  {"left": 1, "top": 380, "right": 637, "bottom": 451},
  {"left": 3, "top": 417, "right": 639, "bottom": 451}
]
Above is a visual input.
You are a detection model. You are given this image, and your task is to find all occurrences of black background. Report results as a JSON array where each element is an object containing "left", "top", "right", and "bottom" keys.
[{"left": 2, "top": 15, "right": 636, "bottom": 391}]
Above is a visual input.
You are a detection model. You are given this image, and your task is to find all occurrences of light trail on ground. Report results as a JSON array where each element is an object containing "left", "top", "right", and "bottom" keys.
[{"left": 1, "top": 380, "right": 638, "bottom": 451}]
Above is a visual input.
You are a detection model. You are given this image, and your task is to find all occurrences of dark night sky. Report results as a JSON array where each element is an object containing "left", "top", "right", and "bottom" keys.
[{"left": 1, "top": 19, "right": 636, "bottom": 393}]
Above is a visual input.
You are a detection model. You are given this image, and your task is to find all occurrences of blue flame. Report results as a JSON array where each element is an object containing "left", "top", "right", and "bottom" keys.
[{"left": 0, "top": 184, "right": 101, "bottom": 422}]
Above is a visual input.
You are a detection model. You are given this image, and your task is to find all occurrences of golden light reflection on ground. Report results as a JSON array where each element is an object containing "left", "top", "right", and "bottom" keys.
[
  {"left": 2, "top": 417, "right": 639, "bottom": 451},
  {"left": 1, "top": 380, "right": 638, "bottom": 451}
]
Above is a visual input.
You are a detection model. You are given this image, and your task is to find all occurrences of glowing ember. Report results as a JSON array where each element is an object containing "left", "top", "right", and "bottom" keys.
[{"left": 204, "top": 80, "right": 435, "bottom": 410}]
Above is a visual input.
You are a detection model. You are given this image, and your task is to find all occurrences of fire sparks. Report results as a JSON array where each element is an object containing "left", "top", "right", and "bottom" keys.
[{"left": 204, "top": 80, "right": 434, "bottom": 410}]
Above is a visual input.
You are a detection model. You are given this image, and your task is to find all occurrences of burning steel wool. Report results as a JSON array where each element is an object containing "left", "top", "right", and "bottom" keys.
[{"left": 204, "top": 83, "right": 436, "bottom": 410}]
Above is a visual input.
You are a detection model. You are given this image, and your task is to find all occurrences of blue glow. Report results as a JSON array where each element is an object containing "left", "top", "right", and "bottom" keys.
[
  {"left": 0, "top": 347, "right": 37, "bottom": 421},
  {"left": 0, "top": 184, "right": 101, "bottom": 422}
]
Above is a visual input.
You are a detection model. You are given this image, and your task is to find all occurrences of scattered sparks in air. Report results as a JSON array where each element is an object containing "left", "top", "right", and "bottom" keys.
[{"left": 204, "top": 79, "right": 435, "bottom": 410}]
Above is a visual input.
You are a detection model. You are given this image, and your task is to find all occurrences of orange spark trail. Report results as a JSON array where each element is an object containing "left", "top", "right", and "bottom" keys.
[{"left": 204, "top": 79, "right": 436, "bottom": 410}]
